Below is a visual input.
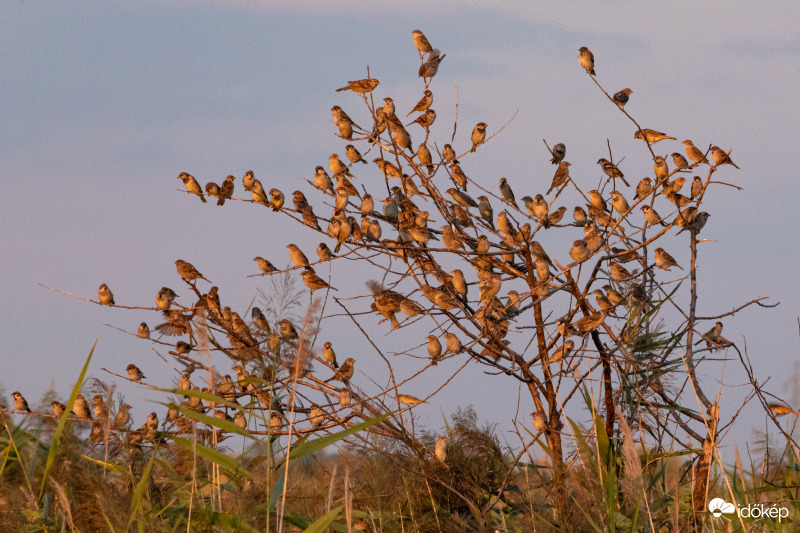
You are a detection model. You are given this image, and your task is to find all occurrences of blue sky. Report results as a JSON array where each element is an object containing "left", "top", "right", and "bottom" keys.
[{"left": 2, "top": 1, "right": 799, "bottom": 450}]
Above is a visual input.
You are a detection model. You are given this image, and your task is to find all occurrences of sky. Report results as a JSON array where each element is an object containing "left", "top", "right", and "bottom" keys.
[{"left": 2, "top": 1, "right": 799, "bottom": 454}]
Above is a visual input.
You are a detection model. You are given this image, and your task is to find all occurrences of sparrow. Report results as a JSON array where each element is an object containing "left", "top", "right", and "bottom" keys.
[
  {"left": 654, "top": 248, "right": 683, "bottom": 271},
  {"left": 251, "top": 179, "right": 268, "bottom": 205},
  {"left": 666, "top": 176, "right": 686, "bottom": 194},
  {"left": 641, "top": 205, "right": 666, "bottom": 227},
  {"left": 768, "top": 404, "right": 797, "bottom": 416},
  {"left": 329, "top": 153, "right": 350, "bottom": 176},
  {"left": 205, "top": 182, "right": 220, "bottom": 197},
  {"left": 317, "top": 243, "right": 334, "bottom": 262},
  {"left": 690, "top": 212, "right": 710, "bottom": 234},
  {"left": 496, "top": 211, "right": 516, "bottom": 238},
  {"left": 417, "top": 143, "right": 434, "bottom": 174},
  {"left": 254, "top": 256, "right": 277, "bottom": 274},
  {"left": 178, "top": 172, "right": 206, "bottom": 203},
  {"left": 573, "top": 312, "right": 606, "bottom": 335},
  {"left": 549, "top": 340, "right": 574, "bottom": 364},
  {"left": 336, "top": 78, "right": 380, "bottom": 95},
  {"left": 597, "top": 158, "right": 630, "bottom": 187},
  {"left": 12, "top": 391, "right": 31, "bottom": 412},
  {"left": 409, "top": 109, "right": 436, "bottom": 129},
  {"left": 547, "top": 162, "right": 571, "bottom": 194},
  {"left": 593, "top": 289, "right": 616, "bottom": 312},
  {"left": 177, "top": 372, "right": 192, "bottom": 391},
  {"left": 269, "top": 188, "right": 284, "bottom": 211},
  {"left": 653, "top": 156, "right": 669, "bottom": 181},
  {"left": 137, "top": 322, "right": 150, "bottom": 339},
  {"left": 419, "top": 49, "right": 445, "bottom": 78},
  {"left": 51, "top": 401, "right": 66, "bottom": 417},
  {"left": 155, "top": 287, "right": 176, "bottom": 310},
  {"left": 343, "top": 145, "right": 367, "bottom": 166},
  {"left": 412, "top": 29, "right": 433, "bottom": 54},
  {"left": 333, "top": 358, "right": 355, "bottom": 382},
  {"left": 499, "top": 178, "right": 518, "bottom": 208},
  {"left": 570, "top": 240, "right": 590, "bottom": 263},
  {"left": 696, "top": 321, "right": 724, "bottom": 350},
  {"left": 710, "top": 146, "right": 740, "bottom": 169},
  {"left": 331, "top": 105, "right": 354, "bottom": 125},
  {"left": 218, "top": 175, "right": 234, "bottom": 206},
  {"left": 577, "top": 46, "right": 595, "bottom": 75},
  {"left": 359, "top": 194, "right": 374, "bottom": 216},
  {"left": 557, "top": 318, "right": 579, "bottom": 338},
  {"left": 613, "top": 88, "right": 633, "bottom": 107},
  {"left": 609, "top": 262, "right": 633, "bottom": 281},
  {"left": 427, "top": 335, "right": 443, "bottom": 364},
  {"left": 666, "top": 191, "right": 691, "bottom": 208},
  {"left": 690, "top": 176, "right": 703, "bottom": 199},
  {"left": 268, "top": 412, "right": 283, "bottom": 433},
  {"left": 279, "top": 319, "right": 298, "bottom": 340},
  {"left": 446, "top": 188, "right": 478, "bottom": 208},
  {"left": 98, "top": 283, "right": 115, "bottom": 305},
  {"left": 588, "top": 190, "right": 607, "bottom": 212},
  {"left": 73, "top": 394, "right": 92, "bottom": 419},
  {"left": 127, "top": 364, "right": 145, "bottom": 382},
  {"left": 546, "top": 206, "right": 567, "bottom": 227},
  {"left": 435, "top": 436, "right": 447, "bottom": 463},
  {"left": 233, "top": 411, "right": 247, "bottom": 429},
  {"left": 335, "top": 186, "right": 349, "bottom": 210},
  {"left": 477, "top": 196, "right": 495, "bottom": 229},
  {"left": 366, "top": 219, "right": 382, "bottom": 241},
  {"left": 114, "top": 404, "right": 132, "bottom": 429},
  {"left": 373, "top": 158, "right": 402, "bottom": 178},
  {"left": 682, "top": 140, "right": 710, "bottom": 165},
  {"left": 444, "top": 332, "right": 462, "bottom": 353},
  {"left": 442, "top": 144, "right": 457, "bottom": 163},
  {"left": 397, "top": 394, "right": 426, "bottom": 406},
  {"left": 287, "top": 244, "right": 309, "bottom": 268},
  {"left": 449, "top": 162, "right": 468, "bottom": 190},
  {"left": 382, "top": 97, "right": 396, "bottom": 118},
  {"left": 531, "top": 411, "right": 547, "bottom": 432},
  {"left": 408, "top": 90, "right": 433, "bottom": 117},
  {"left": 550, "top": 143, "right": 566, "bottom": 164},
  {"left": 470, "top": 122, "right": 487, "bottom": 152},
  {"left": 636, "top": 177, "right": 652, "bottom": 199},
  {"left": 634, "top": 129, "right": 676, "bottom": 144},
  {"left": 175, "top": 259, "right": 209, "bottom": 283},
  {"left": 322, "top": 341, "right": 339, "bottom": 368},
  {"left": 242, "top": 170, "right": 255, "bottom": 191},
  {"left": 671, "top": 153, "right": 690, "bottom": 170},
  {"left": 609, "top": 190, "right": 629, "bottom": 214},
  {"left": 301, "top": 269, "right": 337, "bottom": 292},
  {"left": 91, "top": 395, "right": 109, "bottom": 419},
  {"left": 334, "top": 216, "right": 353, "bottom": 252},
  {"left": 573, "top": 206, "right": 588, "bottom": 226},
  {"left": 392, "top": 125, "right": 413, "bottom": 152}
]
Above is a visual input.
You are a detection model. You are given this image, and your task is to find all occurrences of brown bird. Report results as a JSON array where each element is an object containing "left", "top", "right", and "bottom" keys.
[
  {"left": 548, "top": 161, "right": 571, "bottom": 194},
  {"left": 333, "top": 358, "right": 355, "bottom": 382},
  {"left": 613, "top": 88, "right": 633, "bottom": 107},
  {"left": 573, "top": 312, "right": 606, "bottom": 335},
  {"left": 279, "top": 319, "right": 298, "bottom": 341},
  {"left": 114, "top": 404, "right": 132, "bottom": 429},
  {"left": 682, "top": 140, "right": 709, "bottom": 165},
  {"left": 254, "top": 256, "right": 277, "bottom": 274},
  {"left": 373, "top": 158, "right": 402, "bottom": 178},
  {"left": 578, "top": 46, "right": 595, "bottom": 75},
  {"left": 710, "top": 146, "right": 740, "bottom": 169},
  {"left": 408, "top": 89, "right": 433, "bottom": 116},
  {"left": 12, "top": 391, "right": 31, "bottom": 412},
  {"left": 597, "top": 158, "right": 631, "bottom": 187},
  {"left": 336, "top": 78, "right": 379, "bottom": 95},
  {"left": 609, "top": 262, "right": 633, "bottom": 281},
  {"left": 397, "top": 394, "right": 426, "bottom": 406},
  {"left": 412, "top": 29, "right": 433, "bottom": 54},
  {"left": 287, "top": 244, "right": 309, "bottom": 268},
  {"left": 671, "top": 153, "right": 690, "bottom": 170},
  {"left": 654, "top": 248, "right": 683, "bottom": 271},
  {"left": 419, "top": 49, "right": 445, "bottom": 78},
  {"left": 218, "top": 175, "right": 234, "bottom": 206},
  {"left": 634, "top": 129, "right": 676, "bottom": 144},
  {"left": 470, "top": 122, "right": 487, "bottom": 152},
  {"left": 301, "top": 269, "right": 337, "bottom": 292},
  {"left": 51, "top": 401, "right": 66, "bottom": 417},
  {"left": 636, "top": 177, "right": 653, "bottom": 199},
  {"left": 205, "top": 182, "right": 220, "bottom": 197},
  {"left": 98, "top": 283, "right": 115, "bottom": 305},
  {"left": 175, "top": 259, "right": 209, "bottom": 283},
  {"left": 127, "top": 364, "right": 145, "bottom": 382},
  {"left": 345, "top": 144, "right": 367, "bottom": 165},
  {"left": 641, "top": 205, "right": 666, "bottom": 227},
  {"left": 242, "top": 170, "right": 255, "bottom": 191},
  {"left": 570, "top": 240, "right": 590, "bottom": 263},
  {"left": 178, "top": 172, "right": 206, "bottom": 203}
]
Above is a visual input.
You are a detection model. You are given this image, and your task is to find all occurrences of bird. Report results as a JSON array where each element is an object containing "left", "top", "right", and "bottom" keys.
[
  {"left": 218, "top": 175, "right": 234, "bottom": 206},
  {"left": 696, "top": 321, "right": 726, "bottom": 350},
  {"left": 397, "top": 394, "right": 426, "bottom": 406},
  {"left": 127, "top": 364, "right": 145, "bottom": 382},
  {"left": 671, "top": 153, "right": 690, "bottom": 170},
  {"left": 446, "top": 188, "right": 478, "bottom": 208},
  {"left": 287, "top": 244, "right": 309, "bottom": 268},
  {"left": 577, "top": 47, "right": 595, "bottom": 75},
  {"left": 382, "top": 96, "right": 396, "bottom": 118},
  {"left": 322, "top": 341, "right": 339, "bottom": 368},
  {"left": 547, "top": 162, "right": 571, "bottom": 194},
  {"left": 373, "top": 158, "right": 402, "bottom": 178},
  {"left": 114, "top": 404, "right": 132, "bottom": 429},
  {"left": 768, "top": 404, "right": 798, "bottom": 416},
  {"left": 654, "top": 248, "right": 683, "bottom": 271},
  {"left": 653, "top": 156, "right": 669, "bottom": 182},
  {"left": 588, "top": 190, "right": 607, "bottom": 212},
  {"left": 329, "top": 153, "right": 350, "bottom": 176},
  {"left": 613, "top": 88, "right": 633, "bottom": 107},
  {"left": 499, "top": 178, "right": 518, "bottom": 208},
  {"left": 98, "top": 283, "right": 115, "bottom": 305},
  {"left": 73, "top": 395, "right": 92, "bottom": 419},
  {"left": 178, "top": 172, "right": 206, "bottom": 203},
  {"left": 334, "top": 216, "right": 353, "bottom": 253},
  {"left": 609, "top": 191, "right": 629, "bottom": 214},
  {"left": 427, "top": 335, "right": 443, "bottom": 365},
  {"left": 641, "top": 205, "right": 666, "bottom": 227},
  {"left": 242, "top": 170, "right": 255, "bottom": 191},
  {"left": 550, "top": 143, "right": 566, "bottom": 164},
  {"left": 336, "top": 78, "right": 379, "bottom": 95},
  {"left": 137, "top": 322, "right": 150, "bottom": 339},
  {"left": 268, "top": 188, "right": 284, "bottom": 210},
  {"left": 251, "top": 179, "right": 268, "bottom": 205},
  {"left": 419, "top": 49, "right": 445, "bottom": 78},
  {"left": 175, "top": 259, "right": 209, "bottom": 283},
  {"left": 412, "top": 29, "right": 433, "bottom": 54},
  {"left": 409, "top": 108, "right": 436, "bottom": 129},
  {"left": 408, "top": 90, "right": 433, "bottom": 116},
  {"left": 636, "top": 177, "right": 653, "bottom": 199},
  {"left": 573, "top": 312, "right": 606, "bottom": 335},
  {"left": 333, "top": 358, "right": 355, "bottom": 382},
  {"left": 444, "top": 332, "right": 462, "bottom": 353},
  {"left": 254, "top": 256, "right": 277, "bottom": 274},
  {"left": 345, "top": 144, "right": 367, "bottom": 165},
  {"left": 634, "top": 129, "right": 676, "bottom": 144},
  {"left": 317, "top": 243, "right": 334, "bottom": 262},
  {"left": 442, "top": 144, "right": 457, "bottom": 163},
  {"left": 549, "top": 340, "right": 574, "bottom": 364},
  {"left": 205, "top": 182, "right": 219, "bottom": 198},
  {"left": 251, "top": 307, "right": 270, "bottom": 334},
  {"left": 682, "top": 140, "right": 709, "bottom": 165},
  {"left": 51, "top": 401, "right": 66, "bottom": 417},
  {"left": 449, "top": 162, "right": 468, "bottom": 189},
  {"left": 597, "top": 158, "right": 630, "bottom": 187},
  {"left": 570, "top": 240, "right": 590, "bottom": 263},
  {"left": 12, "top": 391, "right": 31, "bottom": 413},
  {"left": 573, "top": 206, "right": 588, "bottom": 226},
  {"left": 690, "top": 176, "right": 703, "bottom": 199},
  {"left": 546, "top": 206, "right": 567, "bottom": 227},
  {"left": 710, "top": 146, "right": 740, "bottom": 169},
  {"left": 690, "top": 212, "right": 710, "bottom": 234},
  {"left": 435, "top": 436, "right": 447, "bottom": 463},
  {"left": 470, "top": 122, "right": 487, "bottom": 152},
  {"left": 531, "top": 411, "right": 547, "bottom": 432},
  {"left": 594, "top": 289, "right": 616, "bottom": 312},
  {"left": 416, "top": 143, "right": 434, "bottom": 175},
  {"left": 301, "top": 269, "right": 337, "bottom": 292},
  {"left": 477, "top": 196, "right": 495, "bottom": 229},
  {"left": 609, "top": 262, "right": 633, "bottom": 281},
  {"left": 156, "top": 286, "right": 177, "bottom": 310}
]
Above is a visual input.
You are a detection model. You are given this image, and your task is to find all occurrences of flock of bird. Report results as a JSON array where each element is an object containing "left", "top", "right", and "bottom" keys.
[{"left": 6, "top": 33, "right": 740, "bottom": 448}]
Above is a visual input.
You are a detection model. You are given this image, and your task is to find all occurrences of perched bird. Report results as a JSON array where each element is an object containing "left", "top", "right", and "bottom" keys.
[
  {"left": 419, "top": 48, "right": 445, "bottom": 78},
  {"left": 547, "top": 162, "right": 571, "bottom": 194},
  {"left": 710, "top": 146, "right": 740, "bottom": 169},
  {"left": 73, "top": 394, "right": 92, "bottom": 419},
  {"left": 251, "top": 307, "right": 270, "bottom": 333},
  {"left": 218, "top": 175, "right": 234, "bottom": 206},
  {"left": 531, "top": 411, "right": 547, "bottom": 432},
  {"left": 408, "top": 90, "right": 433, "bottom": 116},
  {"left": 690, "top": 176, "right": 703, "bottom": 199},
  {"left": 92, "top": 395, "right": 109, "bottom": 419},
  {"left": 114, "top": 404, "right": 132, "bottom": 429},
  {"left": 609, "top": 262, "right": 633, "bottom": 281},
  {"left": 336, "top": 78, "right": 380, "bottom": 95},
  {"left": 397, "top": 394, "right": 426, "bottom": 406},
  {"left": 268, "top": 412, "right": 283, "bottom": 433},
  {"left": 573, "top": 312, "right": 606, "bottom": 335},
  {"left": 127, "top": 364, "right": 145, "bottom": 382},
  {"left": 287, "top": 244, "right": 309, "bottom": 268},
  {"left": 301, "top": 269, "right": 337, "bottom": 292},
  {"left": 609, "top": 190, "right": 630, "bottom": 214},
  {"left": 427, "top": 335, "right": 443, "bottom": 364},
  {"left": 233, "top": 411, "right": 247, "bottom": 429},
  {"left": 546, "top": 206, "right": 567, "bottom": 227},
  {"left": 696, "top": 321, "right": 727, "bottom": 350},
  {"left": 671, "top": 153, "right": 690, "bottom": 170},
  {"left": 446, "top": 188, "right": 478, "bottom": 208},
  {"left": 653, "top": 156, "right": 669, "bottom": 182},
  {"left": 449, "top": 162, "right": 468, "bottom": 189},
  {"left": 317, "top": 243, "right": 334, "bottom": 262},
  {"left": 322, "top": 341, "right": 339, "bottom": 368},
  {"left": 205, "top": 182, "right": 220, "bottom": 197},
  {"left": 550, "top": 143, "right": 566, "bottom": 164},
  {"left": 470, "top": 122, "right": 487, "bottom": 152},
  {"left": 334, "top": 216, "right": 353, "bottom": 252},
  {"left": 51, "top": 401, "right": 66, "bottom": 417},
  {"left": 155, "top": 287, "right": 173, "bottom": 310},
  {"left": 690, "top": 212, "right": 710, "bottom": 234},
  {"left": 175, "top": 259, "right": 209, "bottom": 283},
  {"left": 98, "top": 283, "right": 115, "bottom": 305},
  {"left": 597, "top": 158, "right": 630, "bottom": 187},
  {"left": 442, "top": 144, "right": 457, "bottom": 163},
  {"left": 251, "top": 179, "right": 268, "bottom": 205},
  {"left": 768, "top": 404, "right": 797, "bottom": 416},
  {"left": 242, "top": 170, "right": 255, "bottom": 191},
  {"left": 137, "top": 322, "right": 150, "bottom": 339},
  {"left": 634, "top": 129, "right": 676, "bottom": 144},
  {"left": 313, "top": 166, "right": 334, "bottom": 192},
  {"left": 360, "top": 194, "right": 374, "bottom": 216},
  {"left": 499, "top": 178, "right": 518, "bottom": 208},
  {"left": 641, "top": 205, "right": 666, "bottom": 227},
  {"left": 477, "top": 196, "right": 495, "bottom": 229},
  {"left": 12, "top": 391, "right": 31, "bottom": 413},
  {"left": 345, "top": 144, "right": 367, "bottom": 165},
  {"left": 636, "top": 177, "right": 653, "bottom": 199},
  {"left": 549, "top": 340, "right": 574, "bottom": 364},
  {"left": 254, "top": 256, "right": 277, "bottom": 274},
  {"left": 178, "top": 172, "right": 206, "bottom": 203},
  {"left": 435, "top": 436, "right": 447, "bottom": 463},
  {"left": 412, "top": 29, "right": 433, "bottom": 54},
  {"left": 682, "top": 140, "right": 709, "bottom": 165},
  {"left": 329, "top": 153, "right": 349, "bottom": 176},
  {"left": 269, "top": 188, "right": 284, "bottom": 211},
  {"left": 588, "top": 190, "right": 607, "bottom": 212},
  {"left": 577, "top": 46, "right": 595, "bottom": 75},
  {"left": 409, "top": 108, "right": 436, "bottom": 129},
  {"left": 373, "top": 158, "right": 402, "bottom": 178},
  {"left": 382, "top": 97, "right": 396, "bottom": 118},
  {"left": 444, "top": 332, "right": 462, "bottom": 353},
  {"left": 654, "top": 248, "right": 683, "bottom": 271},
  {"left": 333, "top": 358, "right": 355, "bottom": 382},
  {"left": 417, "top": 143, "right": 434, "bottom": 174},
  {"left": 573, "top": 206, "right": 588, "bottom": 226},
  {"left": 613, "top": 88, "right": 633, "bottom": 107},
  {"left": 570, "top": 240, "right": 590, "bottom": 263}
]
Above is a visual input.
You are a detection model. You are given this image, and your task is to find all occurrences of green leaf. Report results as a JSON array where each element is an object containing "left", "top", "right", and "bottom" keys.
[
  {"left": 293, "top": 506, "right": 342, "bottom": 532},
  {"left": 127, "top": 446, "right": 158, "bottom": 531},
  {"left": 81, "top": 454, "right": 127, "bottom": 474},
  {"left": 168, "top": 435, "right": 252, "bottom": 478},
  {"left": 38, "top": 337, "right": 97, "bottom": 501},
  {"left": 282, "top": 412, "right": 393, "bottom": 464},
  {"left": 164, "top": 402, "right": 256, "bottom": 440}
]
